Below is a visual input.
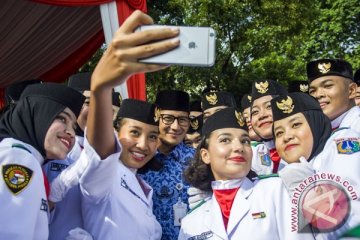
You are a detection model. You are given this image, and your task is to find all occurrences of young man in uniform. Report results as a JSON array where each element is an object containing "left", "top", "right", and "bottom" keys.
[
  {"left": 307, "top": 59, "right": 360, "bottom": 133},
  {"left": 140, "top": 90, "right": 195, "bottom": 240}
]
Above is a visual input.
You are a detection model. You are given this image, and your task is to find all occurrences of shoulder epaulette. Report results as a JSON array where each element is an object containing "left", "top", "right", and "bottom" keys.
[
  {"left": 253, "top": 173, "right": 279, "bottom": 180},
  {"left": 331, "top": 127, "right": 349, "bottom": 135},
  {"left": 187, "top": 199, "right": 207, "bottom": 215},
  {"left": 11, "top": 143, "right": 31, "bottom": 154}
]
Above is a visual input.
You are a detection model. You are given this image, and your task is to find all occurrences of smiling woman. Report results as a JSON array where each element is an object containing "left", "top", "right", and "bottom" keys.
[
  {"left": 179, "top": 107, "right": 314, "bottom": 240},
  {"left": 0, "top": 83, "right": 84, "bottom": 240}
]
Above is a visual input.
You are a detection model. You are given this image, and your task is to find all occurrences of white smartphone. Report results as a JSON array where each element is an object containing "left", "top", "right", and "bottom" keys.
[{"left": 136, "top": 25, "right": 216, "bottom": 67}]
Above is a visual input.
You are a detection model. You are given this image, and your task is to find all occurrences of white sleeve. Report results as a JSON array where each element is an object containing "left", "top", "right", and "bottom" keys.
[
  {"left": 79, "top": 130, "right": 121, "bottom": 203},
  {"left": 0, "top": 148, "right": 48, "bottom": 240}
]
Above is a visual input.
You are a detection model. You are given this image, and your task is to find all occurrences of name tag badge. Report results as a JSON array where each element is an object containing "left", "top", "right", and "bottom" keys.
[{"left": 173, "top": 197, "right": 187, "bottom": 226}]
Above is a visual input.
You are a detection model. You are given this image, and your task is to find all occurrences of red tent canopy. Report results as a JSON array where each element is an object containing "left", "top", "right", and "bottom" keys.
[{"left": 0, "top": 0, "right": 146, "bottom": 107}]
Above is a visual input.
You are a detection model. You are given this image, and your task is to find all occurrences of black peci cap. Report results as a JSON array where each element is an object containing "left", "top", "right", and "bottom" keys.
[
  {"left": 190, "top": 100, "right": 202, "bottom": 112},
  {"left": 201, "top": 91, "right": 237, "bottom": 111},
  {"left": 5, "top": 79, "right": 43, "bottom": 104},
  {"left": 251, "top": 79, "right": 287, "bottom": 103},
  {"left": 354, "top": 69, "right": 360, "bottom": 86},
  {"left": 202, "top": 107, "right": 247, "bottom": 136},
  {"left": 240, "top": 94, "right": 252, "bottom": 111},
  {"left": 288, "top": 81, "right": 309, "bottom": 93},
  {"left": 112, "top": 91, "right": 122, "bottom": 107},
  {"left": 306, "top": 59, "right": 353, "bottom": 82},
  {"left": 20, "top": 83, "right": 85, "bottom": 118},
  {"left": 271, "top": 92, "right": 321, "bottom": 122},
  {"left": 117, "top": 98, "right": 160, "bottom": 126},
  {"left": 155, "top": 90, "right": 190, "bottom": 112},
  {"left": 68, "top": 72, "right": 91, "bottom": 92}
]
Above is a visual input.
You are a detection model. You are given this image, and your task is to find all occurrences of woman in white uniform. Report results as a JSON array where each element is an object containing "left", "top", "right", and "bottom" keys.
[
  {"left": 179, "top": 107, "right": 314, "bottom": 240},
  {"left": 271, "top": 92, "right": 360, "bottom": 239},
  {"left": 0, "top": 83, "right": 84, "bottom": 240},
  {"left": 79, "top": 98, "right": 163, "bottom": 239}
]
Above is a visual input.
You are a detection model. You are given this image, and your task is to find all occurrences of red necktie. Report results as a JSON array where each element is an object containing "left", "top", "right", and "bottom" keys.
[
  {"left": 213, "top": 188, "right": 239, "bottom": 229},
  {"left": 42, "top": 170, "right": 50, "bottom": 199},
  {"left": 269, "top": 148, "right": 281, "bottom": 173}
]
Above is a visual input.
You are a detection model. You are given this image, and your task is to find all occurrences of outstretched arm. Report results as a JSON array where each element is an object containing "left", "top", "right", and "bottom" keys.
[{"left": 87, "top": 10, "right": 179, "bottom": 159}]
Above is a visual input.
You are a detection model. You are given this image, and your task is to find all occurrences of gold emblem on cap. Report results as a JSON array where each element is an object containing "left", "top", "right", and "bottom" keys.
[
  {"left": 190, "top": 119, "right": 199, "bottom": 130},
  {"left": 300, "top": 84, "right": 309, "bottom": 93},
  {"left": 255, "top": 81, "right": 269, "bottom": 94},
  {"left": 276, "top": 96, "right": 294, "bottom": 114},
  {"left": 206, "top": 93, "right": 218, "bottom": 105},
  {"left": 154, "top": 107, "right": 161, "bottom": 122},
  {"left": 235, "top": 110, "right": 245, "bottom": 127},
  {"left": 247, "top": 95, "right": 252, "bottom": 102},
  {"left": 317, "top": 62, "right": 331, "bottom": 74}
]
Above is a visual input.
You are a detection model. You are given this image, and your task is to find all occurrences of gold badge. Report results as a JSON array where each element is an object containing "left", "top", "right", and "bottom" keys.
[
  {"left": 247, "top": 95, "right": 252, "bottom": 102},
  {"left": 300, "top": 84, "right": 309, "bottom": 93},
  {"left": 190, "top": 119, "right": 199, "bottom": 130},
  {"left": 154, "top": 107, "right": 161, "bottom": 122},
  {"left": 255, "top": 81, "right": 269, "bottom": 94},
  {"left": 206, "top": 93, "right": 218, "bottom": 105},
  {"left": 276, "top": 96, "right": 294, "bottom": 114},
  {"left": 317, "top": 62, "right": 331, "bottom": 74},
  {"left": 2, "top": 164, "right": 33, "bottom": 195},
  {"left": 235, "top": 110, "right": 245, "bottom": 127}
]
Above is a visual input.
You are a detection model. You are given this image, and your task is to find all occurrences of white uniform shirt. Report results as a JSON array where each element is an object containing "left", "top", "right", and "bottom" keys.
[
  {"left": 332, "top": 106, "right": 360, "bottom": 134},
  {"left": 179, "top": 177, "right": 314, "bottom": 240},
  {"left": 307, "top": 128, "right": 360, "bottom": 239},
  {"left": 68, "top": 136, "right": 84, "bottom": 163},
  {"left": 0, "top": 138, "right": 49, "bottom": 240},
  {"left": 42, "top": 159, "right": 83, "bottom": 240},
  {"left": 251, "top": 140, "right": 287, "bottom": 175},
  {"left": 79, "top": 135, "right": 162, "bottom": 240},
  {"left": 312, "top": 128, "right": 360, "bottom": 194}
]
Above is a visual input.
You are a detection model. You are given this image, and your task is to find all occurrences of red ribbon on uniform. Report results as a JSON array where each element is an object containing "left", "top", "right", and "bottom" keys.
[
  {"left": 269, "top": 148, "right": 281, "bottom": 173},
  {"left": 213, "top": 188, "right": 239, "bottom": 229},
  {"left": 42, "top": 170, "right": 50, "bottom": 199}
]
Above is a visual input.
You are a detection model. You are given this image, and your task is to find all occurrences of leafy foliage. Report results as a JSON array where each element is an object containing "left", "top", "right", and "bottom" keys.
[{"left": 81, "top": 0, "right": 360, "bottom": 102}]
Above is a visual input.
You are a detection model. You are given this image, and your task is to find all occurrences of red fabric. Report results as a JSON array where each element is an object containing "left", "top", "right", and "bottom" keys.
[
  {"left": 0, "top": 88, "right": 5, "bottom": 110},
  {"left": 42, "top": 170, "right": 50, "bottom": 199},
  {"left": 117, "top": 0, "right": 147, "bottom": 100},
  {"left": 269, "top": 148, "right": 281, "bottom": 173},
  {"left": 31, "top": 0, "right": 113, "bottom": 7},
  {"left": 213, "top": 188, "right": 239, "bottom": 229},
  {"left": 40, "top": 30, "right": 104, "bottom": 83}
]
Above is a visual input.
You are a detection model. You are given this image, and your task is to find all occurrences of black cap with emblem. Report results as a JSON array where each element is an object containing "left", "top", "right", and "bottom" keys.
[
  {"left": 155, "top": 90, "right": 190, "bottom": 112},
  {"left": 202, "top": 107, "right": 247, "bottom": 137},
  {"left": 201, "top": 91, "right": 237, "bottom": 111},
  {"left": 251, "top": 79, "right": 287, "bottom": 104},
  {"left": 306, "top": 59, "right": 353, "bottom": 82},
  {"left": 271, "top": 92, "right": 321, "bottom": 121},
  {"left": 270, "top": 92, "right": 331, "bottom": 161},
  {"left": 117, "top": 98, "right": 159, "bottom": 126},
  {"left": 288, "top": 81, "right": 309, "bottom": 93},
  {"left": 188, "top": 114, "right": 203, "bottom": 134}
]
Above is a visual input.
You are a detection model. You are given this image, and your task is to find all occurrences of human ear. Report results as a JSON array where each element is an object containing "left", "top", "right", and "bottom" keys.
[{"left": 200, "top": 148, "right": 210, "bottom": 165}]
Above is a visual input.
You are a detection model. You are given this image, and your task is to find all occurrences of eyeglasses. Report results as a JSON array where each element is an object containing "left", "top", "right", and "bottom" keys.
[{"left": 160, "top": 114, "right": 190, "bottom": 127}]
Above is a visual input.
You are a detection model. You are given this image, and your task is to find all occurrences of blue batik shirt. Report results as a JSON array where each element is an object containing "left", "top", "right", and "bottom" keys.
[{"left": 140, "top": 142, "right": 195, "bottom": 240}]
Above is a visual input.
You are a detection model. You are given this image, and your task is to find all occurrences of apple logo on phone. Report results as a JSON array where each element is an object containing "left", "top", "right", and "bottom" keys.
[{"left": 188, "top": 42, "right": 197, "bottom": 49}]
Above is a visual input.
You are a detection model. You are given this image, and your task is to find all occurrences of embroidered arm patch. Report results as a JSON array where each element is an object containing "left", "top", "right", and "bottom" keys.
[
  {"left": 335, "top": 138, "right": 360, "bottom": 154},
  {"left": 2, "top": 164, "right": 33, "bottom": 195}
]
